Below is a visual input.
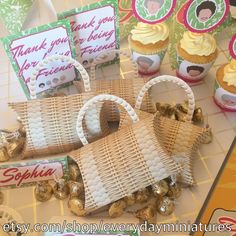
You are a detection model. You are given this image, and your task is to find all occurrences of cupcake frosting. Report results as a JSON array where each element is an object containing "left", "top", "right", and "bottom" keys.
[
  {"left": 180, "top": 32, "right": 216, "bottom": 56},
  {"left": 223, "top": 60, "right": 236, "bottom": 87},
  {"left": 131, "top": 22, "right": 169, "bottom": 45}
]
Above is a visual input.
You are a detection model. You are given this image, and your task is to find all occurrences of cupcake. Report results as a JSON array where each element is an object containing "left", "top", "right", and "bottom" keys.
[
  {"left": 128, "top": 22, "right": 169, "bottom": 76},
  {"left": 214, "top": 59, "right": 236, "bottom": 112},
  {"left": 176, "top": 31, "right": 218, "bottom": 83}
]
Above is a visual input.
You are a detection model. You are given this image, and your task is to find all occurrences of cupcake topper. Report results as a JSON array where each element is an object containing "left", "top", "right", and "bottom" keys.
[
  {"left": 183, "top": 0, "right": 230, "bottom": 33},
  {"left": 132, "top": 0, "right": 177, "bottom": 24},
  {"left": 229, "top": 34, "right": 236, "bottom": 59}
]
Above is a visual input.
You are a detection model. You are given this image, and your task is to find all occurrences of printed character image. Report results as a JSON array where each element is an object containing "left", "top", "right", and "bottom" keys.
[
  {"left": 144, "top": 0, "right": 164, "bottom": 15},
  {"left": 60, "top": 75, "right": 66, "bottom": 81},
  {"left": 187, "top": 65, "right": 205, "bottom": 77},
  {"left": 196, "top": 1, "right": 216, "bottom": 22},
  {"left": 46, "top": 80, "right": 52, "bottom": 86},
  {"left": 82, "top": 60, "right": 89, "bottom": 66},
  {"left": 136, "top": 56, "right": 154, "bottom": 73},
  {"left": 221, "top": 94, "right": 236, "bottom": 106},
  {"left": 52, "top": 78, "right": 59, "bottom": 84},
  {"left": 39, "top": 83, "right": 45, "bottom": 89}
]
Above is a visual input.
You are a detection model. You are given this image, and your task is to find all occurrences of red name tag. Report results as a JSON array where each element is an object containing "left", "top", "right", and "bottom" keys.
[{"left": 0, "top": 156, "right": 69, "bottom": 188}]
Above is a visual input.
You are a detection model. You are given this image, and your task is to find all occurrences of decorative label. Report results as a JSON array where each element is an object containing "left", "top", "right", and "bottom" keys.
[
  {"left": 183, "top": 0, "right": 230, "bottom": 33},
  {"left": 58, "top": 0, "right": 119, "bottom": 68},
  {"left": 0, "top": 156, "right": 69, "bottom": 189},
  {"left": 1, "top": 19, "right": 76, "bottom": 99},
  {"left": 201, "top": 209, "right": 236, "bottom": 235},
  {"left": 131, "top": 49, "right": 167, "bottom": 75},
  {"left": 229, "top": 33, "right": 236, "bottom": 59},
  {"left": 132, "top": 0, "right": 176, "bottom": 24},
  {"left": 176, "top": 55, "right": 213, "bottom": 81},
  {"left": 214, "top": 80, "right": 236, "bottom": 111}
]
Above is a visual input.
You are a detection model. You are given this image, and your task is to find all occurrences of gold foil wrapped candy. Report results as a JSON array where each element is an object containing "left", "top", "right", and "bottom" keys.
[
  {"left": 157, "top": 196, "right": 175, "bottom": 216},
  {"left": 108, "top": 200, "right": 127, "bottom": 218},
  {"left": 68, "top": 197, "right": 87, "bottom": 217},
  {"left": 53, "top": 179, "right": 69, "bottom": 200},
  {"left": 202, "top": 124, "right": 213, "bottom": 144},
  {"left": 192, "top": 107, "right": 204, "bottom": 124},
  {"left": 135, "top": 188, "right": 150, "bottom": 204},
  {"left": 34, "top": 181, "right": 53, "bottom": 202},
  {"left": 0, "top": 191, "right": 4, "bottom": 205},
  {"left": 167, "top": 183, "right": 181, "bottom": 198},
  {"left": 124, "top": 194, "right": 136, "bottom": 206},
  {"left": 6, "top": 138, "right": 25, "bottom": 158},
  {"left": 0, "top": 147, "right": 10, "bottom": 162},
  {"left": 68, "top": 181, "right": 84, "bottom": 198},
  {"left": 176, "top": 101, "right": 188, "bottom": 114},
  {"left": 69, "top": 164, "right": 81, "bottom": 181},
  {"left": 135, "top": 205, "right": 156, "bottom": 221},
  {"left": 152, "top": 180, "right": 169, "bottom": 197},
  {"left": 156, "top": 103, "right": 176, "bottom": 118},
  {"left": 175, "top": 110, "right": 187, "bottom": 122}
]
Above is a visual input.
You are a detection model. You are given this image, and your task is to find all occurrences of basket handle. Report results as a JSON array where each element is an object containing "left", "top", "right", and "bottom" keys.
[
  {"left": 76, "top": 94, "right": 139, "bottom": 145},
  {"left": 135, "top": 75, "right": 195, "bottom": 122},
  {"left": 29, "top": 55, "right": 91, "bottom": 99},
  {"left": 90, "top": 49, "right": 139, "bottom": 81}
]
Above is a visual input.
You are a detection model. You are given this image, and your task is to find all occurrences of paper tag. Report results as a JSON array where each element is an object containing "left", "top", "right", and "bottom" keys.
[
  {"left": 0, "top": 156, "right": 69, "bottom": 189},
  {"left": 1, "top": 19, "right": 76, "bottom": 99},
  {"left": 58, "top": 0, "right": 119, "bottom": 68},
  {"left": 183, "top": 0, "right": 230, "bottom": 33},
  {"left": 132, "top": 0, "right": 176, "bottom": 24},
  {"left": 176, "top": 55, "right": 213, "bottom": 81},
  {"left": 229, "top": 33, "right": 236, "bottom": 59}
]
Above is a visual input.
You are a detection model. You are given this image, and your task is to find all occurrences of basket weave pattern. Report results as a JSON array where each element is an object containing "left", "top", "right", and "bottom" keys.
[
  {"left": 70, "top": 115, "right": 182, "bottom": 212},
  {"left": 74, "top": 78, "right": 156, "bottom": 122},
  {"left": 9, "top": 92, "right": 110, "bottom": 158},
  {"left": 74, "top": 50, "right": 156, "bottom": 121}
]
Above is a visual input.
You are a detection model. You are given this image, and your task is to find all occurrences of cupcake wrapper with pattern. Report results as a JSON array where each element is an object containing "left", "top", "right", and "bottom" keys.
[
  {"left": 176, "top": 54, "right": 215, "bottom": 83},
  {"left": 214, "top": 80, "right": 236, "bottom": 112},
  {"left": 131, "top": 49, "right": 167, "bottom": 75}
]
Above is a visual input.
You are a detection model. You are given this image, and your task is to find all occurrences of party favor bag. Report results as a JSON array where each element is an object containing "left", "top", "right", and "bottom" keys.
[
  {"left": 119, "top": 75, "right": 208, "bottom": 186},
  {"left": 9, "top": 55, "right": 110, "bottom": 159},
  {"left": 74, "top": 49, "right": 156, "bottom": 122},
  {"left": 69, "top": 94, "right": 182, "bottom": 212}
]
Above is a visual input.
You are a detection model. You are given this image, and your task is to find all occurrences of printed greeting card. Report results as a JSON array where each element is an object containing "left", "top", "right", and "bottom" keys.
[
  {"left": 1, "top": 19, "right": 76, "bottom": 99},
  {"left": 58, "top": 0, "right": 119, "bottom": 68}
]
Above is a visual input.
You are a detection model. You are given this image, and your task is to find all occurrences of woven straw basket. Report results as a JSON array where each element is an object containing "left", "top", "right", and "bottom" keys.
[
  {"left": 69, "top": 94, "right": 182, "bottom": 212},
  {"left": 74, "top": 49, "right": 156, "bottom": 122},
  {"left": 9, "top": 55, "right": 110, "bottom": 158},
  {"left": 119, "top": 75, "right": 208, "bottom": 185}
]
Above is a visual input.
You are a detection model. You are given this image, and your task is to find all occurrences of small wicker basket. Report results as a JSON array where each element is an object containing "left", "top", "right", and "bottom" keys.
[
  {"left": 74, "top": 49, "right": 156, "bottom": 122},
  {"left": 9, "top": 55, "right": 110, "bottom": 158},
  {"left": 69, "top": 94, "right": 182, "bottom": 212},
  {"left": 119, "top": 75, "right": 208, "bottom": 186}
]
